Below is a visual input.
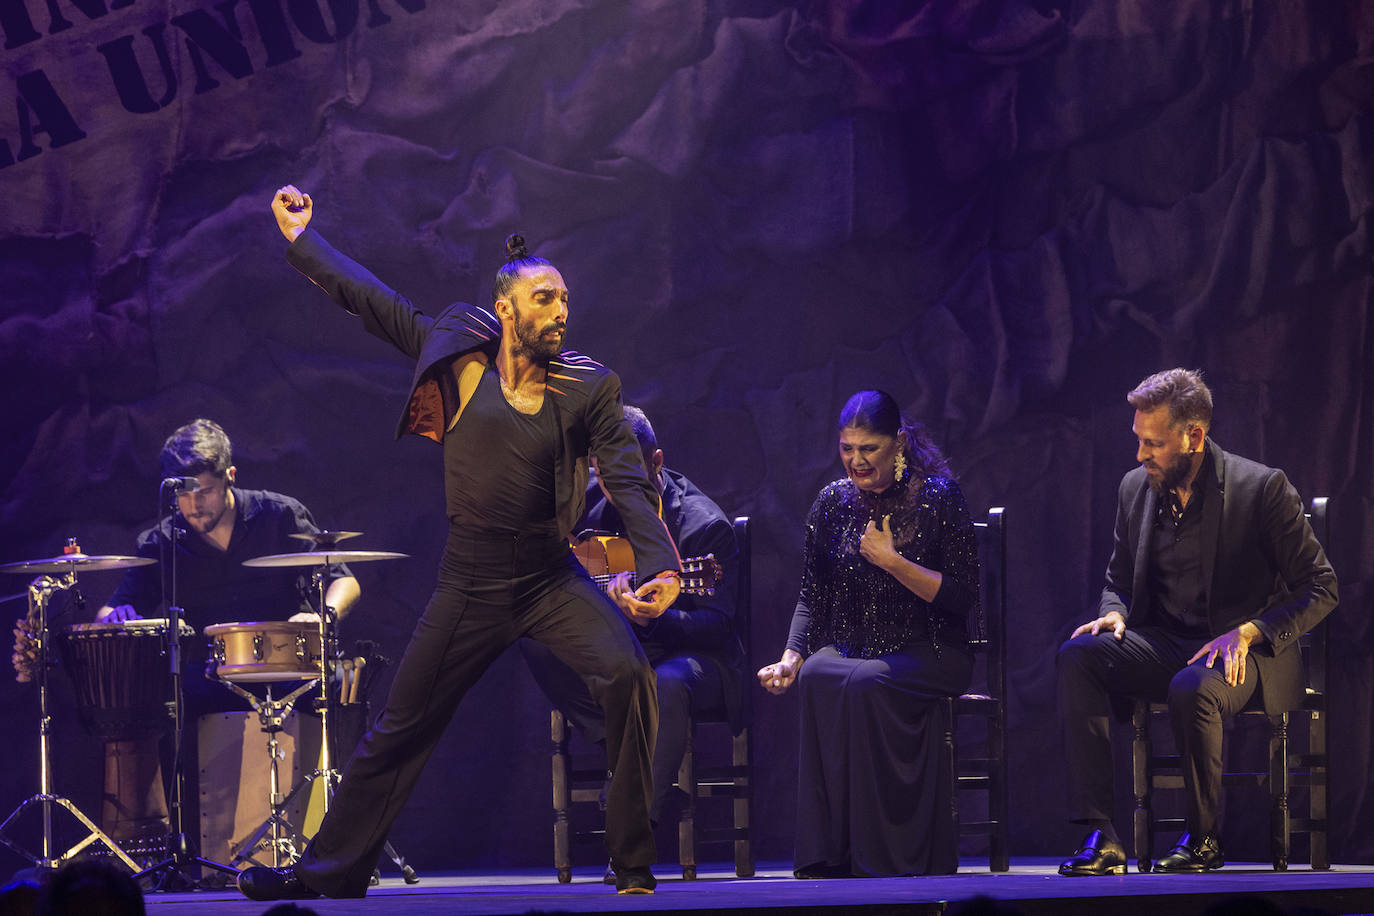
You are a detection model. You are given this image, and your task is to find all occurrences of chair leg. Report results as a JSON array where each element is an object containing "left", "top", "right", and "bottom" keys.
[
  {"left": 677, "top": 722, "right": 697, "bottom": 880},
  {"left": 1311, "top": 708, "right": 1329, "bottom": 870},
  {"left": 941, "top": 699, "right": 960, "bottom": 871},
  {"left": 732, "top": 728, "right": 754, "bottom": 877},
  {"left": 988, "top": 702, "right": 1009, "bottom": 872},
  {"left": 1269, "top": 713, "right": 1290, "bottom": 871},
  {"left": 1131, "top": 703, "right": 1154, "bottom": 873},
  {"left": 551, "top": 711, "right": 572, "bottom": 883}
]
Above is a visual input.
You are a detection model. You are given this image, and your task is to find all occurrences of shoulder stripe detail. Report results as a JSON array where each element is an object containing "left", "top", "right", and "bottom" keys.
[
  {"left": 551, "top": 351, "right": 604, "bottom": 370},
  {"left": 461, "top": 310, "right": 500, "bottom": 337}
]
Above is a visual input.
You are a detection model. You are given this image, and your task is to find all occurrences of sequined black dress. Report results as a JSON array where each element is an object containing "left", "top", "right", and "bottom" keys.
[{"left": 784, "top": 473, "right": 978, "bottom": 876}]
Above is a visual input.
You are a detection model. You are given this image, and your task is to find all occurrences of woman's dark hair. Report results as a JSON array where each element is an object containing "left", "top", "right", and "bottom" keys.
[
  {"left": 838, "top": 390, "right": 952, "bottom": 480},
  {"left": 492, "top": 232, "right": 555, "bottom": 303}
]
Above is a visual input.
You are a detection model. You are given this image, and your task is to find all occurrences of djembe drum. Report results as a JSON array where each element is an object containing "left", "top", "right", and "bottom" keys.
[{"left": 58, "top": 619, "right": 193, "bottom": 846}]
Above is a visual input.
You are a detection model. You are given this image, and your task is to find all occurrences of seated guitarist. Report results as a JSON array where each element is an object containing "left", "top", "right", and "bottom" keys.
[{"left": 520, "top": 405, "right": 746, "bottom": 873}]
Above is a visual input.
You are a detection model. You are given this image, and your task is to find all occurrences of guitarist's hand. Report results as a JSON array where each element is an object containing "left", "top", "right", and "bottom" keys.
[
  {"left": 605, "top": 573, "right": 648, "bottom": 626},
  {"left": 611, "top": 571, "right": 680, "bottom": 625}
]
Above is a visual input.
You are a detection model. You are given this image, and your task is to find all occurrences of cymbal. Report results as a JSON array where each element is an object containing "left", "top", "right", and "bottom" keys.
[
  {"left": 0, "top": 553, "right": 157, "bottom": 574},
  {"left": 242, "top": 550, "right": 408, "bottom": 568},
  {"left": 289, "top": 530, "right": 362, "bottom": 548}
]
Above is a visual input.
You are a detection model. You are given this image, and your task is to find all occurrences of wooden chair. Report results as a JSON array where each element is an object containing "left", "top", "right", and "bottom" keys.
[
  {"left": 1131, "top": 496, "right": 1332, "bottom": 872},
  {"left": 675, "top": 515, "right": 754, "bottom": 879},
  {"left": 942, "top": 507, "right": 1010, "bottom": 872},
  {"left": 551, "top": 516, "right": 753, "bottom": 882}
]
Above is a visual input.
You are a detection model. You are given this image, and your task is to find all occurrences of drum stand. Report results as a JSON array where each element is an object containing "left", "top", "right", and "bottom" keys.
[
  {"left": 0, "top": 573, "right": 141, "bottom": 873},
  {"left": 216, "top": 568, "right": 417, "bottom": 882},
  {"left": 216, "top": 677, "right": 321, "bottom": 868}
]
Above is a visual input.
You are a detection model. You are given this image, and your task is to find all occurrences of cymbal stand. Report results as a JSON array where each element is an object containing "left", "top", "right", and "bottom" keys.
[
  {"left": 303, "top": 562, "right": 419, "bottom": 883},
  {"left": 312, "top": 578, "right": 341, "bottom": 806},
  {"left": 0, "top": 572, "right": 141, "bottom": 873},
  {"left": 218, "top": 677, "right": 320, "bottom": 868}
]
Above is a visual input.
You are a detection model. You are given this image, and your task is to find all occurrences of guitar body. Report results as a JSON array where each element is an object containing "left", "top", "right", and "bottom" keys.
[{"left": 570, "top": 534, "right": 637, "bottom": 579}]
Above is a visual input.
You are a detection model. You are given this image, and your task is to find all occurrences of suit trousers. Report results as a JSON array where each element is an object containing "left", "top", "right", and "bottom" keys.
[
  {"left": 1057, "top": 625, "right": 1260, "bottom": 838},
  {"left": 295, "top": 526, "right": 659, "bottom": 897}
]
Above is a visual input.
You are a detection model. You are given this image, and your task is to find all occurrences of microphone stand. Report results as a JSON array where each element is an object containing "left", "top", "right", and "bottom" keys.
[{"left": 135, "top": 480, "right": 239, "bottom": 889}]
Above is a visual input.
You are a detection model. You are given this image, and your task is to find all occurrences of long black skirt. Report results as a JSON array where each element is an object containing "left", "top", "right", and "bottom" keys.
[{"left": 793, "top": 642, "right": 973, "bottom": 877}]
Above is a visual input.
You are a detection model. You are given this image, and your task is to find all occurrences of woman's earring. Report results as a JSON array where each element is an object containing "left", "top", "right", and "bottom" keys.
[{"left": 893, "top": 451, "right": 908, "bottom": 482}]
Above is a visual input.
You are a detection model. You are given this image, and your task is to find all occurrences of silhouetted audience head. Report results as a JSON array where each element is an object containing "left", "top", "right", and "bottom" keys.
[
  {"left": 1202, "top": 897, "right": 1333, "bottom": 916},
  {"left": 948, "top": 895, "right": 1024, "bottom": 916},
  {"left": 260, "top": 905, "right": 321, "bottom": 916},
  {"left": 0, "top": 878, "right": 39, "bottom": 916},
  {"left": 36, "top": 859, "right": 143, "bottom": 916}
]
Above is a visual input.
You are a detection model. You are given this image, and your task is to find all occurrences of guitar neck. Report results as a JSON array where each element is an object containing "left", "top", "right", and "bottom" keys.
[
  {"left": 572, "top": 534, "right": 722, "bottom": 596},
  {"left": 588, "top": 559, "right": 718, "bottom": 597}
]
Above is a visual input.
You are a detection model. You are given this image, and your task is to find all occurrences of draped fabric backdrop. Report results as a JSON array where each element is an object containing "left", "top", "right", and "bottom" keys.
[{"left": 2, "top": 0, "right": 1372, "bottom": 869}]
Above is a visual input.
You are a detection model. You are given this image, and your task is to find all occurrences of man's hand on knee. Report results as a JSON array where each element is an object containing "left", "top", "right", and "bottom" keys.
[
  {"left": 1187, "top": 623, "right": 1262, "bottom": 686},
  {"left": 1071, "top": 610, "right": 1126, "bottom": 641}
]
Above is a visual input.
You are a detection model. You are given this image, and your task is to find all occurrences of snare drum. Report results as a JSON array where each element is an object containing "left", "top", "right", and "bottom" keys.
[
  {"left": 204, "top": 621, "right": 322, "bottom": 682},
  {"left": 59, "top": 619, "right": 193, "bottom": 741}
]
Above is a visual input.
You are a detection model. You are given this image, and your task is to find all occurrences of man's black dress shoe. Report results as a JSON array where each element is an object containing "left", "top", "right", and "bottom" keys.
[
  {"left": 1058, "top": 829, "right": 1128, "bottom": 876},
  {"left": 1153, "top": 833, "right": 1224, "bottom": 872},
  {"left": 237, "top": 865, "right": 322, "bottom": 901},
  {"left": 614, "top": 865, "right": 656, "bottom": 894}
]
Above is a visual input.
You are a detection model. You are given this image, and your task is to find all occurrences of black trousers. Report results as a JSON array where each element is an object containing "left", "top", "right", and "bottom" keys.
[
  {"left": 522, "top": 639, "right": 725, "bottom": 823},
  {"left": 295, "top": 527, "right": 659, "bottom": 897},
  {"left": 1057, "top": 626, "right": 1260, "bottom": 839}
]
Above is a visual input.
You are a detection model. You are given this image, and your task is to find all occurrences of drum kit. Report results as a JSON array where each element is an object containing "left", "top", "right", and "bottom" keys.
[{"left": 0, "top": 532, "right": 409, "bottom": 885}]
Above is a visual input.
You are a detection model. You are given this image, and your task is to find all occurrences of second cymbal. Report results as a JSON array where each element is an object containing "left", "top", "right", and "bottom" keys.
[{"left": 242, "top": 550, "right": 408, "bottom": 568}]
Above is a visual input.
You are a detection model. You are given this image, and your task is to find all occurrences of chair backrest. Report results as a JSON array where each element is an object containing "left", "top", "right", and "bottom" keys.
[
  {"left": 732, "top": 516, "right": 752, "bottom": 720},
  {"left": 1305, "top": 497, "right": 1331, "bottom": 696},
  {"left": 971, "top": 508, "right": 1007, "bottom": 702}
]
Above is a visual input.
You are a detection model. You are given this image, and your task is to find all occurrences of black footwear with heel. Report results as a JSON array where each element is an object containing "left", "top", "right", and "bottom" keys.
[
  {"left": 1058, "top": 829, "right": 1129, "bottom": 876},
  {"left": 1153, "top": 833, "right": 1224, "bottom": 873}
]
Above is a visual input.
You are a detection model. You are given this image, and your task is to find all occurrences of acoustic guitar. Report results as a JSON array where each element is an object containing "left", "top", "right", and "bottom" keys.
[{"left": 571, "top": 533, "right": 723, "bottom": 596}]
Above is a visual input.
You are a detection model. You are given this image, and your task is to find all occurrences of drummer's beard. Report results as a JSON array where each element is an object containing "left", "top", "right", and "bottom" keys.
[{"left": 182, "top": 490, "right": 234, "bottom": 536}]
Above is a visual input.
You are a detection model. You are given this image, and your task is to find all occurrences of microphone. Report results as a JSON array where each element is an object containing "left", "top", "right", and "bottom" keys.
[{"left": 162, "top": 477, "right": 202, "bottom": 492}]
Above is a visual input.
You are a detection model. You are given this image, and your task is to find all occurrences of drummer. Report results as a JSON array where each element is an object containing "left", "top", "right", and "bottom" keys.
[{"left": 97, "top": 418, "right": 360, "bottom": 632}]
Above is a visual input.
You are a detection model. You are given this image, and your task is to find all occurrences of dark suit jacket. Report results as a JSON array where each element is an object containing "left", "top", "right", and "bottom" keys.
[
  {"left": 285, "top": 230, "right": 680, "bottom": 584},
  {"left": 584, "top": 467, "right": 748, "bottom": 733},
  {"left": 1100, "top": 438, "right": 1338, "bottom": 714}
]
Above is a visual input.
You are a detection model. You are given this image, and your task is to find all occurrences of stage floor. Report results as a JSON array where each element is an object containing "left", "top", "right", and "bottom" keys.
[{"left": 129, "top": 859, "right": 1374, "bottom": 916}]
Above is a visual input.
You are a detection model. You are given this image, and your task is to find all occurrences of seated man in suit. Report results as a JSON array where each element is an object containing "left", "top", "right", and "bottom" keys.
[
  {"left": 521, "top": 405, "right": 746, "bottom": 879},
  {"left": 1056, "top": 368, "right": 1337, "bottom": 875}
]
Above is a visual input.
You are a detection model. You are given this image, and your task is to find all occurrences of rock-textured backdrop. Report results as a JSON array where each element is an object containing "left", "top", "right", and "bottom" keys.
[{"left": 2, "top": 0, "right": 1371, "bottom": 870}]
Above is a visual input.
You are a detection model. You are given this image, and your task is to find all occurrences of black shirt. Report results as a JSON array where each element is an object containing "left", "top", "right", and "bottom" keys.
[
  {"left": 105, "top": 488, "right": 344, "bottom": 630},
  {"left": 1146, "top": 462, "right": 1211, "bottom": 637},
  {"left": 445, "top": 365, "right": 560, "bottom": 534}
]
